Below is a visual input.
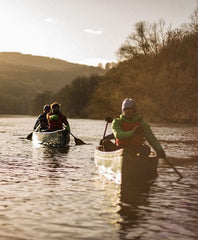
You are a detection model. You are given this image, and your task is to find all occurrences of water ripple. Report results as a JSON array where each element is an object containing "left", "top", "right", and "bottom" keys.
[{"left": 0, "top": 116, "right": 197, "bottom": 239}]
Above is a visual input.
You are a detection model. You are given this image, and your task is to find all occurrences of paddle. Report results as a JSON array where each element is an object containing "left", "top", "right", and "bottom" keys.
[
  {"left": 69, "top": 132, "right": 86, "bottom": 145},
  {"left": 26, "top": 124, "right": 41, "bottom": 140},
  {"left": 102, "top": 117, "right": 113, "bottom": 139},
  {"left": 163, "top": 156, "right": 183, "bottom": 178},
  {"left": 27, "top": 132, "right": 33, "bottom": 140}
]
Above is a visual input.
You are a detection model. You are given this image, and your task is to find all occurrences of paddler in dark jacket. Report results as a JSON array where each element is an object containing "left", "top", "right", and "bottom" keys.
[
  {"left": 111, "top": 98, "right": 165, "bottom": 158},
  {"left": 33, "top": 104, "right": 50, "bottom": 131},
  {"left": 47, "top": 102, "right": 70, "bottom": 132}
]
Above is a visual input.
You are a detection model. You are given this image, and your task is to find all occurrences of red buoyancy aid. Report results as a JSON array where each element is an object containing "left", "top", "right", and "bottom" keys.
[
  {"left": 116, "top": 120, "right": 144, "bottom": 147},
  {"left": 48, "top": 113, "right": 65, "bottom": 131}
]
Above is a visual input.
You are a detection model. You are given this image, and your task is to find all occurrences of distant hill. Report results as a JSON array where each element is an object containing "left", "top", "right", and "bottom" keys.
[
  {"left": 0, "top": 52, "right": 106, "bottom": 114},
  {"left": 0, "top": 52, "right": 102, "bottom": 71}
]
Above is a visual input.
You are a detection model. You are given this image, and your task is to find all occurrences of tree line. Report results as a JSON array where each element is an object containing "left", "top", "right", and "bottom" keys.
[
  {"left": 30, "top": 7, "right": 198, "bottom": 123},
  {"left": 0, "top": 53, "right": 105, "bottom": 115}
]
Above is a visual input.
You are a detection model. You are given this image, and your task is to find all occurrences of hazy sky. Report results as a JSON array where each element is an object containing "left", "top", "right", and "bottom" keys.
[{"left": 0, "top": 0, "right": 197, "bottom": 66}]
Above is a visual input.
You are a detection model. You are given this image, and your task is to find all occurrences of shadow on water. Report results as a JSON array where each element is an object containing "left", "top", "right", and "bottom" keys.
[
  {"left": 42, "top": 145, "right": 70, "bottom": 168},
  {"left": 31, "top": 142, "right": 71, "bottom": 172},
  {"left": 42, "top": 145, "right": 70, "bottom": 156},
  {"left": 118, "top": 178, "right": 156, "bottom": 240}
]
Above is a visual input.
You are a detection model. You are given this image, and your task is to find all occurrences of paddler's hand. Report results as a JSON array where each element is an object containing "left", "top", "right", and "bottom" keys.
[
  {"left": 65, "top": 125, "right": 70, "bottom": 132},
  {"left": 133, "top": 126, "right": 142, "bottom": 135}
]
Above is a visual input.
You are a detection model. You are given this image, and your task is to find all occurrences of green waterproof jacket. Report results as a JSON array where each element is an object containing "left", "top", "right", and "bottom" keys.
[{"left": 112, "top": 113, "right": 163, "bottom": 152}]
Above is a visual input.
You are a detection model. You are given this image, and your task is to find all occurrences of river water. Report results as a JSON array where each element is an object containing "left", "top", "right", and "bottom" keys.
[{"left": 0, "top": 115, "right": 197, "bottom": 240}]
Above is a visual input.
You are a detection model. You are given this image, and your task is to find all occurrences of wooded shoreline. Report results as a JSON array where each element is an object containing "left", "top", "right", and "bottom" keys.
[{"left": 0, "top": 7, "right": 198, "bottom": 124}]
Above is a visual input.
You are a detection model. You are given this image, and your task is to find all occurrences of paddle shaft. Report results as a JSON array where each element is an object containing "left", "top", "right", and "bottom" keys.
[
  {"left": 102, "top": 121, "right": 109, "bottom": 139},
  {"left": 27, "top": 124, "right": 41, "bottom": 140},
  {"left": 62, "top": 124, "right": 79, "bottom": 143},
  {"left": 69, "top": 132, "right": 76, "bottom": 139},
  {"left": 164, "top": 156, "right": 183, "bottom": 178}
]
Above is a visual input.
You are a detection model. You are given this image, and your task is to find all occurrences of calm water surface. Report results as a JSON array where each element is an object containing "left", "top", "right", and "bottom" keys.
[{"left": 0, "top": 115, "right": 197, "bottom": 240}]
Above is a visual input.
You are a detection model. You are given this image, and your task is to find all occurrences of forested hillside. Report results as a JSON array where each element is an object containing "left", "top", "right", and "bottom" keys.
[
  {"left": 35, "top": 8, "right": 198, "bottom": 123},
  {"left": 1, "top": 8, "right": 198, "bottom": 123},
  {"left": 0, "top": 52, "right": 105, "bottom": 114},
  {"left": 88, "top": 10, "right": 198, "bottom": 123}
]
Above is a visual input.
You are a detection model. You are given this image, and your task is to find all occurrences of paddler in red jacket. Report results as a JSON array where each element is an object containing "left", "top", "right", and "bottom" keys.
[
  {"left": 47, "top": 102, "right": 70, "bottom": 132},
  {"left": 111, "top": 98, "right": 165, "bottom": 158}
]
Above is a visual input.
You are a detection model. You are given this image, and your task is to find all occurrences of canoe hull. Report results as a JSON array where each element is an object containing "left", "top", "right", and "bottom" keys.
[
  {"left": 122, "top": 149, "right": 158, "bottom": 184},
  {"left": 32, "top": 129, "right": 70, "bottom": 146},
  {"left": 94, "top": 148, "right": 123, "bottom": 183},
  {"left": 94, "top": 148, "right": 158, "bottom": 184}
]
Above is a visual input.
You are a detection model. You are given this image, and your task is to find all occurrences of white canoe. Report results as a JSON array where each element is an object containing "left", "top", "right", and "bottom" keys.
[
  {"left": 32, "top": 129, "right": 70, "bottom": 146},
  {"left": 94, "top": 147, "right": 158, "bottom": 184}
]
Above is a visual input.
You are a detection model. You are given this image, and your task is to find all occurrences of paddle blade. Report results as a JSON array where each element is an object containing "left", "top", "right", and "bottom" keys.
[
  {"left": 69, "top": 132, "right": 86, "bottom": 145},
  {"left": 74, "top": 137, "right": 86, "bottom": 145},
  {"left": 27, "top": 132, "right": 33, "bottom": 140}
]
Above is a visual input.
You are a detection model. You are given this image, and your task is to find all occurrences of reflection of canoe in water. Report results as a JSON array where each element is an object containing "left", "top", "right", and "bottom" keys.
[
  {"left": 94, "top": 147, "right": 158, "bottom": 184},
  {"left": 32, "top": 129, "right": 70, "bottom": 146}
]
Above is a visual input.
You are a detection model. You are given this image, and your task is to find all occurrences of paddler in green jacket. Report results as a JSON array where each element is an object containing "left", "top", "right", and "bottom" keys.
[{"left": 111, "top": 98, "right": 165, "bottom": 158}]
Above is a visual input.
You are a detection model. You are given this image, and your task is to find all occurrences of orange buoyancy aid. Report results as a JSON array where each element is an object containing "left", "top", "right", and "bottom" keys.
[{"left": 116, "top": 120, "right": 144, "bottom": 147}]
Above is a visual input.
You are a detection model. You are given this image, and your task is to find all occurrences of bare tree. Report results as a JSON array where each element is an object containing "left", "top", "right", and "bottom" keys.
[
  {"left": 189, "top": 6, "right": 198, "bottom": 33},
  {"left": 117, "top": 20, "right": 170, "bottom": 61}
]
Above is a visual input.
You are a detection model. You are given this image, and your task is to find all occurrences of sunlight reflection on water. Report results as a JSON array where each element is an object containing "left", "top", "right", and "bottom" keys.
[{"left": 0, "top": 116, "right": 197, "bottom": 240}]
